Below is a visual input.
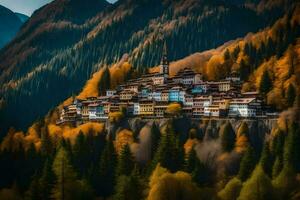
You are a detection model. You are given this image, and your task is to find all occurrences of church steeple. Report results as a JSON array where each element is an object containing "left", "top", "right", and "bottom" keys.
[{"left": 160, "top": 41, "right": 169, "bottom": 76}]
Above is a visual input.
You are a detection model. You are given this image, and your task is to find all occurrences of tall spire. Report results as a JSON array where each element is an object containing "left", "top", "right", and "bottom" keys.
[
  {"left": 161, "top": 40, "right": 169, "bottom": 66},
  {"left": 160, "top": 40, "right": 169, "bottom": 76}
]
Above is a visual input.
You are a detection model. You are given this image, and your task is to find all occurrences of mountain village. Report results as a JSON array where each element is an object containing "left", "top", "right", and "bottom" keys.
[{"left": 57, "top": 44, "right": 276, "bottom": 125}]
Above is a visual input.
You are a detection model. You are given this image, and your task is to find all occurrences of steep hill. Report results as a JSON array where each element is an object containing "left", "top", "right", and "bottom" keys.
[
  {"left": 14, "top": 13, "right": 29, "bottom": 23},
  {"left": 0, "top": 0, "right": 296, "bottom": 136},
  {"left": 0, "top": 5, "right": 23, "bottom": 49}
]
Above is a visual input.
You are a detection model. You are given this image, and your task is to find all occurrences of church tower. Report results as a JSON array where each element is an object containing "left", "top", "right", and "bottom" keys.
[{"left": 160, "top": 41, "right": 169, "bottom": 77}]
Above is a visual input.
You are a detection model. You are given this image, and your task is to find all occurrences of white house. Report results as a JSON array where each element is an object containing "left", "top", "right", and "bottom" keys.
[{"left": 228, "top": 98, "right": 261, "bottom": 117}]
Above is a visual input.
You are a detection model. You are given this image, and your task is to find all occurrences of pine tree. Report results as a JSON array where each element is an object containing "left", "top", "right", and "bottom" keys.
[
  {"left": 218, "top": 178, "right": 242, "bottom": 200},
  {"left": 98, "top": 66, "right": 111, "bottom": 95},
  {"left": 220, "top": 122, "right": 236, "bottom": 152},
  {"left": 116, "top": 144, "right": 134, "bottom": 176},
  {"left": 259, "top": 142, "right": 273, "bottom": 176},
  {"left": 237, "top": 165, "right": 274, "bottom": 200},
  {"left": 259, "top": 70, "right": 272, "bottom": 95},
  {"left": 185, "top": 147, "right": 197, "bottom": 173},
  {"left": 98, "top": 139, "right": 117, "bottom": 197},
  {"left": 39, "top": 159, "right": 55, "bottom": 200},
  {"left": 52, "top": 146, "right": 78, "bottom": 200},
  {"left": 150, "top": 122, "right": 161, "bottom": 159},
  {"left": 73, "top": 131, "right": 89, "bottom": 176},
  {"left": 151, "top": 123, "right": 181, "bottom": 172},
  {"left": 272, "top": 155, "right": 283, "bottom": 178},
  {"left": 40, "top": 127, "right": 53, "bottom": 156},
  {"left": 239, "top": 59, "right": 250, "bottom": 81},
  {"left": 238, "top": 146, "right": 256, "bottom": 182},
  {"left": 113, "top": 172, "right": 143, "bottom": 200},
  {"left": 25, "top": 174, "right": 42, "bottom": 200},
  {"left": 191, "top": 158, "right": 209, "bottom": 186},
  {"left": 286, "top": 84, "right": 296, "bottom": 107},
  {"left": 283, "top": 122, "right": 300, "bottom": 172}
]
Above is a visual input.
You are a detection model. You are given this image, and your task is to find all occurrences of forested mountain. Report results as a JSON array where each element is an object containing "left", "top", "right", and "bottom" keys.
[
  {"left": 0, "top": 1, "right": 300, "bottom": 199},
  {"left": 0, "top": 5, "right": 24, "bottom": 49},
  {"left": 14, "top": 13, "right": 29, "bottom": 23},
  {"left": 0, "top": 0, "right": 296, "bottom": 136}
]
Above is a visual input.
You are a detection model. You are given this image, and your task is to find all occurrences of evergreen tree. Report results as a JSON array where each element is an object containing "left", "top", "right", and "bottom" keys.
[
  {"left": 98, "top": 66, "right": 111, "bottom": 95},
  {"left": 98, "top": 139, "right": 117, "bottom": 197},
  {"left": 259, "top": 70, "right": 272, "bottom": 95},
  {"left": 271, "top": 129, "right": 285, "bottom": 157},
  {"left": 39, "top": 159, "right": 55, "bottom": 200},
  {"left": 283, "top": 122, "right": 300, "bottom": 172},
  {"left": 25, "top": 174, "right": 41, "bottom": 200},
  {"left": 151, "top": 123, "right": 182, "bottom": 172},
  {"left": 238, "top": 146, "right": 256, "bottom": 182},
  {"left": 73, "top": 130, "right": 89, "bottom": 176},
  {"left": 113, "top": 172, "right": 143, "bottom": 200},
  {"left": 237, "top": 165, "right": 274, "bottom": 200},
  {"left": 150, "top": 122, "right": 161, "bottom": 159},
  {"left": 191, "top": 158, "right": 209, "bottom": 186},
  {"left": 40, "top": 127, "right": 53, "bottom": 156},
  {"left": 52, "top": 146, "right": 78, "bottom": 200},
  {"left": 220, "top": 122, "right": 236, "bottom": 152},
  {"left": 239, "top": 59, "right": 250, "bottom": 81},
  {"left": 116, "top": 144, "right": 134, "bottom": 176},
  {"left": 272, "top": 155, "right": 283, "bottom": 178},
  {"left": 259, "top": 142, "right": 273, "bottom": 176},
  {"left": 218, "top": 178, "right": 242, "bottom": 200},
  {"left": 185, "top": 147, "right": 197, "bottom": 173},
  {"left": 286, "top": 84, "right": 296, "bottom": 107}
]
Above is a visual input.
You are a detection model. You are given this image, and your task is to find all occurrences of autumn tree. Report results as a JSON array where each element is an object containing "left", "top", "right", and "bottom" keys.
[{"left": 235, "top": 122, "right": 250, "bottom": 153}]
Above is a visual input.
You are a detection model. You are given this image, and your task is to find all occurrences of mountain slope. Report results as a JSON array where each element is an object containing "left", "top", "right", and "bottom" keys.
[
  {"left": 14, "top": 13, "right": 29, "bottom": 23},
  {"left": 0, "top": 5, "right": 23, "bottom": 48},
  {"left": 0, "top": 0, "right": 296, "bottom": 136}
]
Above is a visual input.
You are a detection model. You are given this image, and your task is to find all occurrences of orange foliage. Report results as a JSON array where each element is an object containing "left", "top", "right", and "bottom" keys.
[
  {"left": 115, "top": 129, "right": 134, "bottom": 154},
  {"left": 166, "top": 103, "right": 182, "bottom": 115},
  {"left": 62, "top": 122, "right": 105, "bottom": 143},
  {"left": 235, "top": 135, "right": 249, "bottom": 153},
  {"left": 184, "top": 138, "right": 199, "bottom": 154}
]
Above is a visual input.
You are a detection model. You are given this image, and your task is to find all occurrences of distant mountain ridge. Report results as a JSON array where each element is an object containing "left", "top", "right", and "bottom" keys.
[
  {"left": 0, "top": 0, "right": 297, "bottom": 136},
  {"left": 15, "top": 12, "right": 29, "bottom": 22},
  {"left": 0, "top": 5, "right": 26, "bottom": 49}
]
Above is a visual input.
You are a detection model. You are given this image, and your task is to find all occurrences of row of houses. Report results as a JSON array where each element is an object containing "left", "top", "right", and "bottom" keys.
[{"left": 57, "top": 44, "right": 266, "bottom": 125}]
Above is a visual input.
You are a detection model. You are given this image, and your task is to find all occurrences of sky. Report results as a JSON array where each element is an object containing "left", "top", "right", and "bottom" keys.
[{"left": 0, "top": 0, "right": 117, "bottom": 16}]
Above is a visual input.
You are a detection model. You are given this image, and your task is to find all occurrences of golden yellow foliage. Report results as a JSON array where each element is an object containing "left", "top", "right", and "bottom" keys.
[
  {"left": 147, "top": 164, "right": 202, "bottom": 200},
  {"left": 77, "top": 68, "right": 105, "bottom": 99},
  {"left": 235, "top": 135, "right": 249, "bottom": 153},
  {"left": 205, "top": 55, "right": 225, "bottom": 80},
  {"left": 184, "top": 138, "right": 198, "bottom": 154},
  {"left": 166, "top": 103, "right": 182, "bottom": 116},
  {"left": 115, "top": 129, "right": 134, "bottom": 154},
  {"left": 108, "top": 111, "right": 124, "bottom": 123},
  {"left": 62, "top": 122, "right": 105, "bottom": 143}
]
